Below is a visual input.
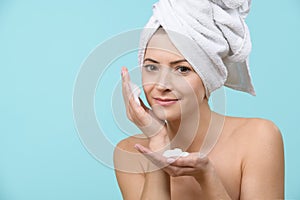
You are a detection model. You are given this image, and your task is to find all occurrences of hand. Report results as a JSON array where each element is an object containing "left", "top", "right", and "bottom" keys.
[
  {"left": 134, "top": 144, "right": 212, "bottom": 182},
  {"left": 121, "top": 67, "right": 169, "bottom": 151}
]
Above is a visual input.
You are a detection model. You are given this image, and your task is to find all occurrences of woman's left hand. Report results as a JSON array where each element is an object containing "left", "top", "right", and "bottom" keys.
[
  {"left": 134, "top": 144, "right": 213, "bottom": 182},
  {"left": 135, "top": 144, "right": 232, "bottom": 199}
]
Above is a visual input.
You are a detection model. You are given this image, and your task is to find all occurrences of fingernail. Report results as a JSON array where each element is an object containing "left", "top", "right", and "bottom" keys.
[{"left": 167, "top": 158, "right": 175, "bottom": 163}]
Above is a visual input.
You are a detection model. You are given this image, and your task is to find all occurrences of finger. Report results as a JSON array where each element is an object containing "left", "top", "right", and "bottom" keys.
[
  {"left": 123, "top": 85, "right": 130, "bottom": 108},
  {"left": 129, "top": 96, "right": 146, "bottom": 116},
  {"left": 128, "top": 98, "right": 144, "bottom": 126},
  {"left": 121, "top": 67, "right": 133, "bottom": 109},
  {"left": 134, "top": 143, "right": 151, "bottom": 154},
  {"left": 123, "top": 81, "right": 132, "bottom": 99},
  {"left": 121, "top": 66, "right": 130, "bottom": 83},
  {"left": 129, "top": 92, "right": 140, "bottom": 108},
  {"left": 139, "top": 97, "right": 150, "bottom": 111},
  {"left": 164, "top": 165, "right": 198, "bottom": 177},
  {"left": 122, "top": 67, "right": 140, "bottom": 111},
  {"left": 134, "top": 144, "right": 168, "bottom": 168},
  {"left": 122, "top": 67, "right": 132, "bottom": 99},
  {"left": 170, "top": 153, "right": 209, "bottom": 167},
  {"left": 129, "top": 97, "right": 156, "bottom": 129},
  {"left": 121, "top": 67, "right": 132, "bottom": 97}
]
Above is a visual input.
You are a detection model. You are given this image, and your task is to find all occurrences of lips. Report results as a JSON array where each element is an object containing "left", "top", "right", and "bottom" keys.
[{"left": 153, "top": 97, "right": 179, "bottom": 106}]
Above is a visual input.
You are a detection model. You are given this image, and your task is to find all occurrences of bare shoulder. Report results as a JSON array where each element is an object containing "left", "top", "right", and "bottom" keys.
[
  {"left": 225, "top": 116, "right": 284, "bottom": 165},
  {"left": 237, "top": 118, "right": 282, "bottom": 143},
  {"left": 225, "top": 116, "right": 282, "bottom": 142},
  {"left": 225, "top": 118, "right": 285, "bottom": 198},
  {"left": 114, "top": 134, "right": 149, "bottom": 173},
  {"left": 115, "top": 134, "right": 149, "bottom": 152},
  {"left": 114, "top": 134, "right": 149, "bottom": 199},
  {"left": 243, "top": 117, "right": 283, "bottom": 154},
  {"left": 244, "top": 117, "right": 281, "bottom": 135}
]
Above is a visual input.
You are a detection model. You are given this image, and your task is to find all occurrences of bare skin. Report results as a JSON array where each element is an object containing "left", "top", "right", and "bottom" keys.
[
  {"left": 115, "top": 117, "right": 284, "bottom": 200},
  {"left": 114, "top": 30, "right": 284, "bottom": 200}
]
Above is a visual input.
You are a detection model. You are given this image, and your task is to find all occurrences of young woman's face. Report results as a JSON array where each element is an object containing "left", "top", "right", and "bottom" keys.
[{"left": 142, "top": 31, "right": 206, "bottom": 121}]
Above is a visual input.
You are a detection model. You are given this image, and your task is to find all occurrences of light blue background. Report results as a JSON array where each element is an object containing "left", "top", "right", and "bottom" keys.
[{"left": 0, "top": 0, "right": 299, "bottom": 199}]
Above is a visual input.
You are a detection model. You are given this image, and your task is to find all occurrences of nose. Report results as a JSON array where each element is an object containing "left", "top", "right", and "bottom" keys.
[{"left": 155, "top": 68, "right": 172, "bottom": 91}]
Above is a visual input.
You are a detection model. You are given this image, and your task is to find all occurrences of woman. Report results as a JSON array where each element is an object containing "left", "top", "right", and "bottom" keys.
[{"left": 114, "top": 0, "right": 284, "bottom": 199}]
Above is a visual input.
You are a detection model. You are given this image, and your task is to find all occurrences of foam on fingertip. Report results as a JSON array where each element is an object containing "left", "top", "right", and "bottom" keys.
[{"left": 129, "top": 82, "right": 141, "bottom": 106}]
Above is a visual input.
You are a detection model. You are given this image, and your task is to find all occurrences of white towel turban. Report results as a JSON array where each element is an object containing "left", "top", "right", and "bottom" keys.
[{"left": 138, "top": 0, "right": 255, "bottom": 97}]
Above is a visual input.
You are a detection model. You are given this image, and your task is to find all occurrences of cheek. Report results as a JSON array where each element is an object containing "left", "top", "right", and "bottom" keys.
[
  {"left": 192, "top": 81, "right": 206, "bottom": 101},
  {"left": 188, "top": 75, "right": 205, "bottom": 98},
  {"left": 142, "top": 71, "right": 157, "bottom": 103},
  {"left": 177, "top": 77, "right": 205, "bottom": 97},
  {"left": 142, "top": 84, "right": 151, "bottom": 96},
  {"left": 177, "top": 77, "right": 206, "bottom": 108}
]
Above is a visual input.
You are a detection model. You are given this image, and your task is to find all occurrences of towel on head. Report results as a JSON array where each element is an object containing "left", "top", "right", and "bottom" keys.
[{"left": 138, "top": 0, "right": 255, "bottom": 97}]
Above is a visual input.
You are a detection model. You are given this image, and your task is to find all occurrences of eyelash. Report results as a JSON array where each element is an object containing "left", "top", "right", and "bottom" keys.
[
  {"left": 175, "top": 66, "right": 191, "bottom": 74},
  {"left": 143, "top": 64, "right": 192, "bottom": 74}
]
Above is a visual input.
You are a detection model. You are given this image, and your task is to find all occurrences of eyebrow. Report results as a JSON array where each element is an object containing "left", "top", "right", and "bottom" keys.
[{"left": 143, "top": 58, "right": 188, "bottom": 65}]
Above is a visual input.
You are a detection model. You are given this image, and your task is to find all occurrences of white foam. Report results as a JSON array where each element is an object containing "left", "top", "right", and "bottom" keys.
[
  {"left": 163, "top": 148, "right": 189, "bottom": 158},
  {"left": 129, "top": 82, "right": 141, "bottom": 106}
]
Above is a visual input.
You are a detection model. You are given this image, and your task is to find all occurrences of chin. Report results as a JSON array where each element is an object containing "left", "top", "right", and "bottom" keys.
[{"left": 152, "top": 106, "right": 181, "bottom": 122}]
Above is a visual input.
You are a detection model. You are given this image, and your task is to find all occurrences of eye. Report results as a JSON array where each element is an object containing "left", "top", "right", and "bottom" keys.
[
  {"left": 176, "top": 66, "right": 192, "bottom": 74},
  {"left": 143, "top": 64, "right": 159, "bottom": 72}
]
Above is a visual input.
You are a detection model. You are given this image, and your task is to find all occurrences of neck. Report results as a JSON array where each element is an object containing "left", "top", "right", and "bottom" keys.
[{"left": 166, "top": 99, "right": 212, "bottom": 152}]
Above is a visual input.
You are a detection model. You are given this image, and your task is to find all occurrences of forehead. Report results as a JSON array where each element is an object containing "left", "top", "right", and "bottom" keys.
[{"left": 145, "top": 29, "right": 184, "bottom": 59}]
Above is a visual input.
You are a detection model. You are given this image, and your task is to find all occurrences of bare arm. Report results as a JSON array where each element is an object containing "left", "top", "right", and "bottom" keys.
[
  {"left": 114, "top": 139, "right": 171, "bottom": 200},
  {"left": 196, "top": 167, "right": 232, "bottom": 199},
  {"left": 135, "top": 144, "right": 232, "bottom": 199},
  {"left": 240, "top": 120, "right": 284, "bottom": 199},
  {"left": 115, "top": 168, "right": 170, "bottom": 200},
  {"left": 141, "top": 170, "right": 171, "bottom": 200},
  {"left": 117, "top": 67, "right": 171, "bottom": 199},
  {"left": 114, "top": 139, "right": 145, "bottom": 200},
  {"left": 115, "top": 170, "right": 145, "bottom": 200}
]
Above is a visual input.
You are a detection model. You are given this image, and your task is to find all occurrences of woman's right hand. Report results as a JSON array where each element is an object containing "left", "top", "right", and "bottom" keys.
[{"left": 121, "top": 67, "right": 169, "bottom": 151}]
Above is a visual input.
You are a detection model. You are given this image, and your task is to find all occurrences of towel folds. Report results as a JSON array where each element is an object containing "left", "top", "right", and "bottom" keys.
[{"left": 138, "top": 0, "right": 255, "bottom": 97}]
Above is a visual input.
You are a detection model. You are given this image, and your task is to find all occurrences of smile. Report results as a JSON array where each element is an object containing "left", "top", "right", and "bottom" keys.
[{"left": 153, "top": 97, "right": 180, "bottom": 106}]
